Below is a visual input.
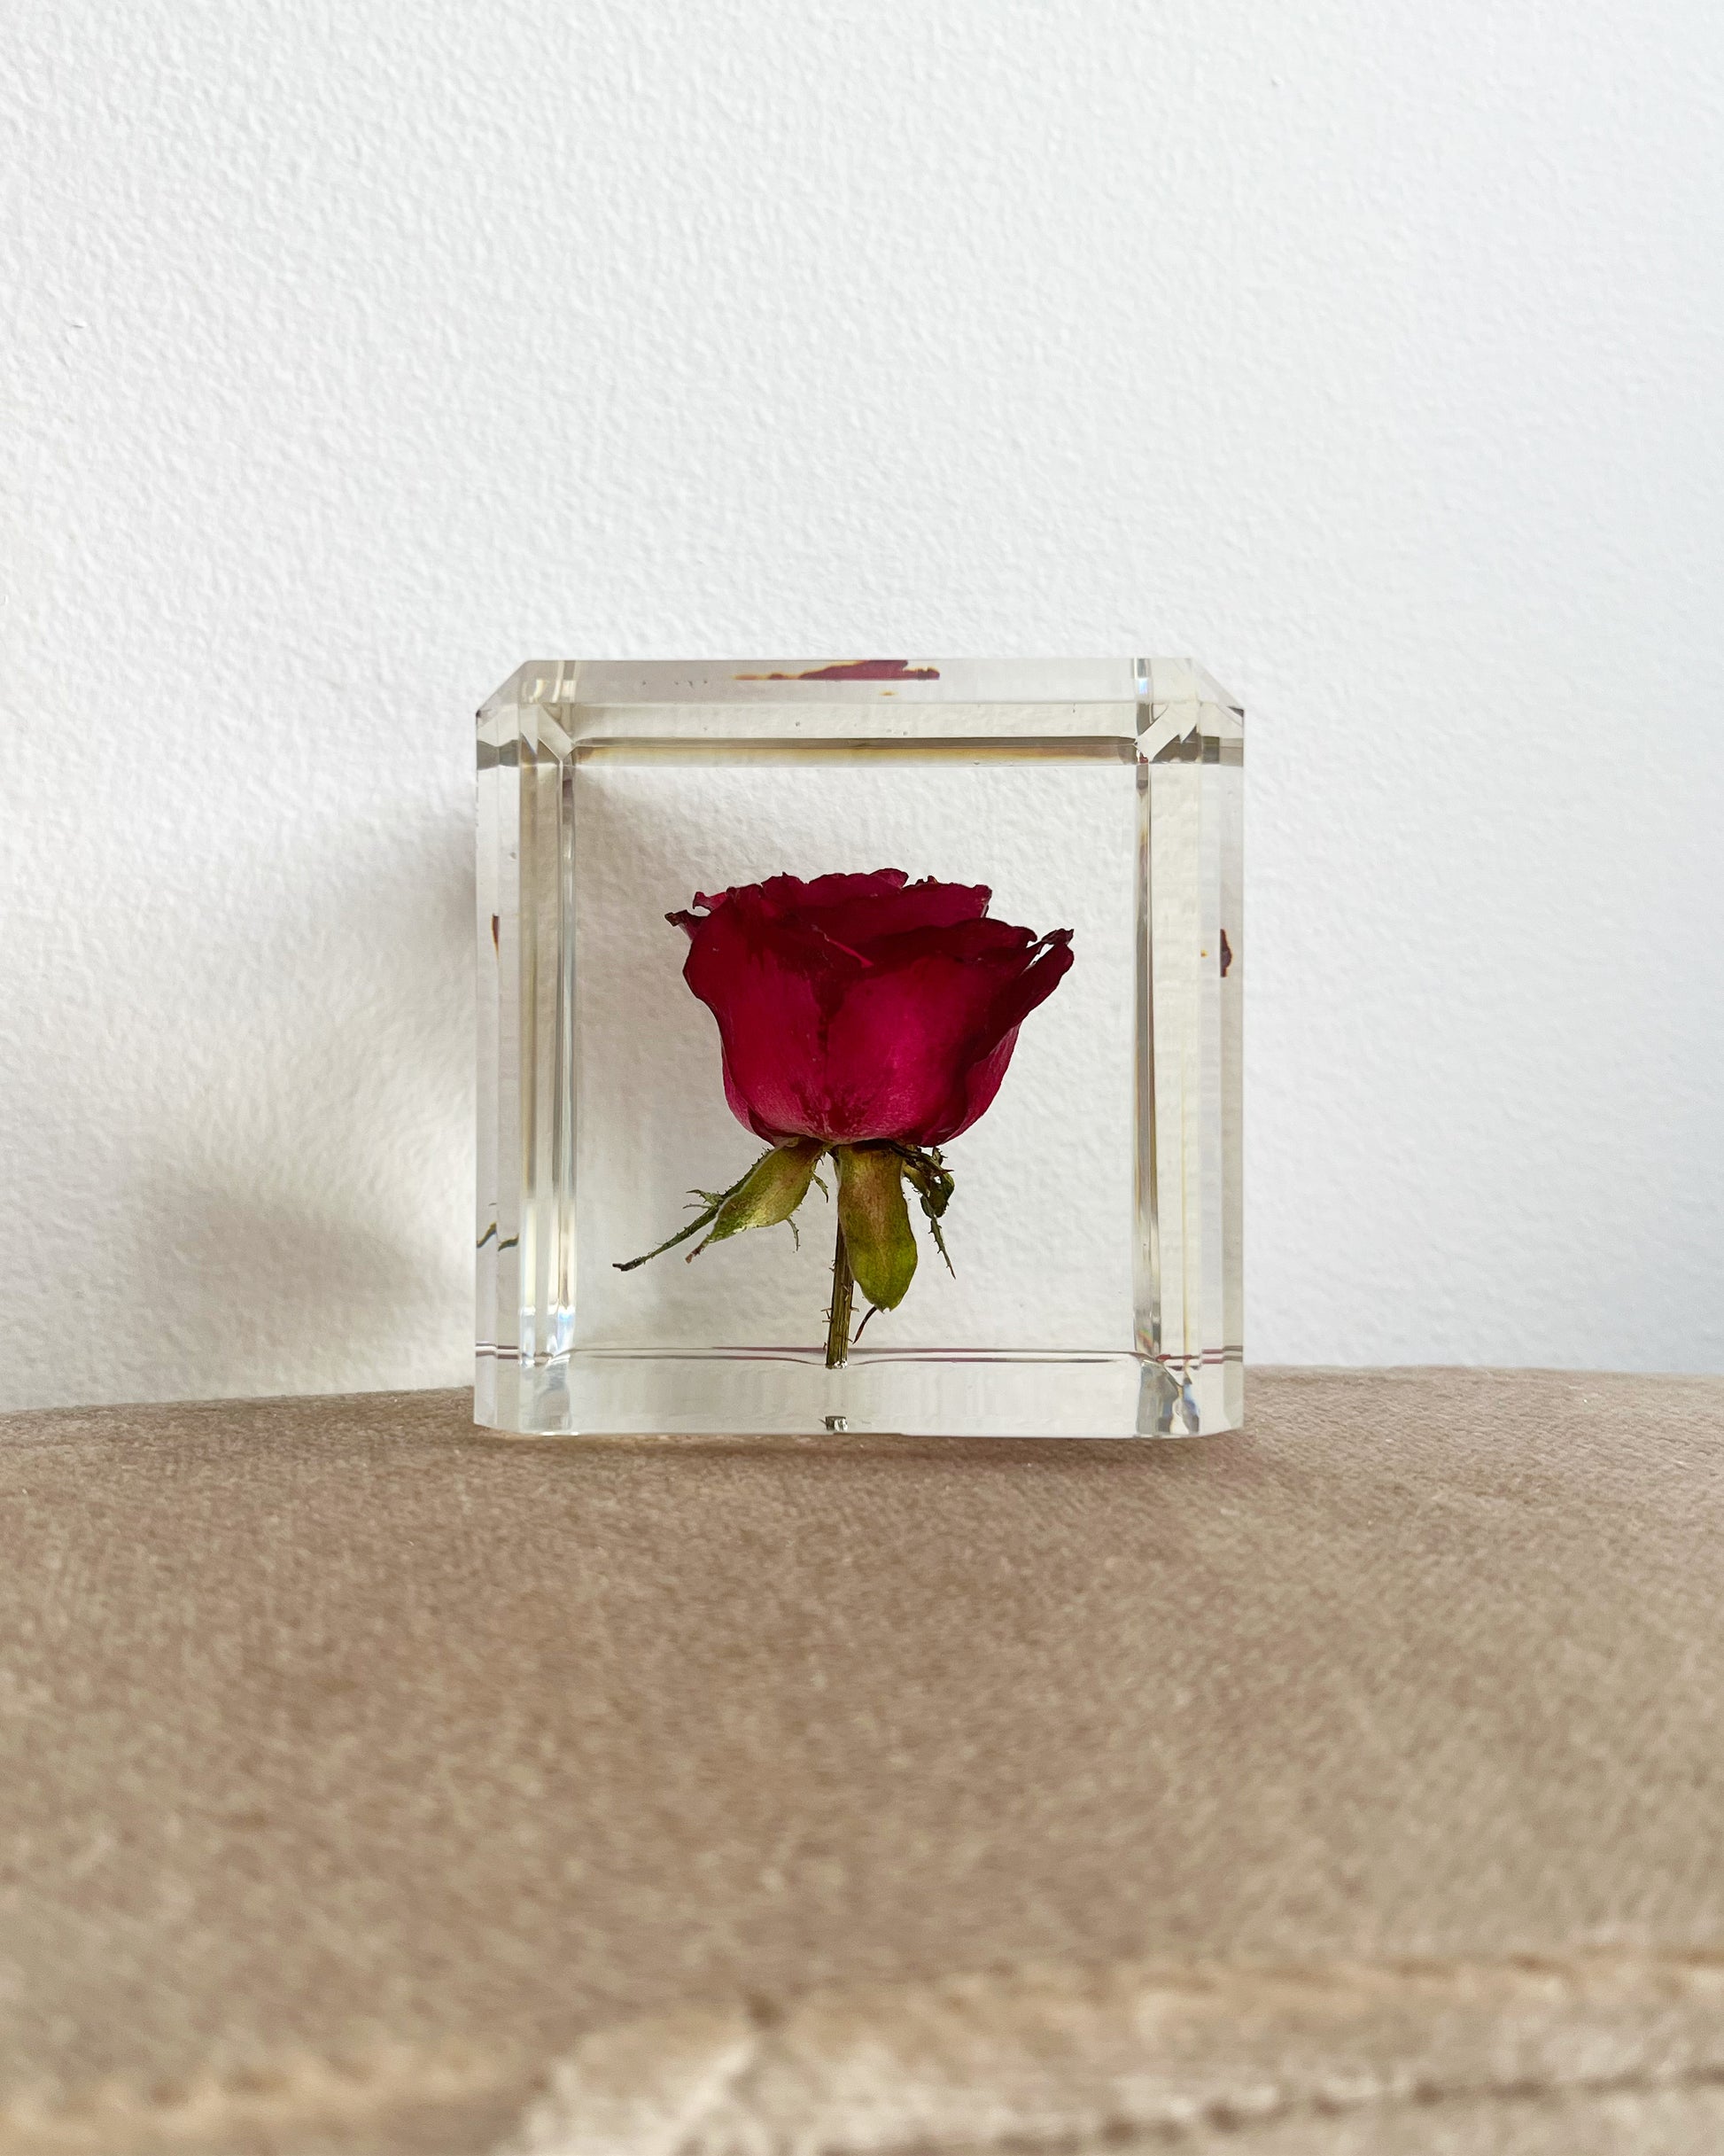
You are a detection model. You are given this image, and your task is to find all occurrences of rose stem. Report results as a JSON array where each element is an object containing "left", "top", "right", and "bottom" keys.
[{"left": 824, "top": 1215, "right": 855, "bottom": 1370}]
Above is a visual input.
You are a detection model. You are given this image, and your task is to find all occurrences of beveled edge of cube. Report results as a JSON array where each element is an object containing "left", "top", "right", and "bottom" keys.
[
  {"left": 477, "top": 657, "right": 1242, "bottom": 718},
  {"left": 1138, "top": 658, "right": 1246, "bottom": 761}
]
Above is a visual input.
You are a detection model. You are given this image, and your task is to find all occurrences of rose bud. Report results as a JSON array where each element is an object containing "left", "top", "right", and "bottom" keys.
[{"left": 668, "top": 870, "right": 1074, "bottom": 1149}]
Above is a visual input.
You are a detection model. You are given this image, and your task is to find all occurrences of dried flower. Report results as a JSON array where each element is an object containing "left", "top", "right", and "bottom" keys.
[{"left": 619, "top": 869, "right": 1073, "bottom": 1366}]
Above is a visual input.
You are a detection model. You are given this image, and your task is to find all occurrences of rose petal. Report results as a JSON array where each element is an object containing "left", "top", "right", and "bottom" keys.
[
  {"left": 860, "top": 915, "right": 1036, "bottom": 968},
  {"left": 812, "top": 877, "right": 992, "bottom": 952},
  {"left": 681, "top": 900, "right": 836, "bottom": 1141},
  {"left": 822, "top": 930, "right": 1076, "bottom": 1143},
  {"left": 812, "top": 954, "right": 1016, "bottom": 1140},
  {"left": 936, "top": 931, "right": 1076, "bottom": 1140},
  {"left": 757, "top": 869, "right": 908, "bottom": 912}
]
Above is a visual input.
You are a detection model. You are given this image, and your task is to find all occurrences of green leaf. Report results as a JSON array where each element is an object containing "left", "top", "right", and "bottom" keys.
[
  {"left": 693, "top": 1139, "right": 827, "bottom": 1257},
  {"left": 835, "top": 1145, "right": 919, "bottom": 1312}
]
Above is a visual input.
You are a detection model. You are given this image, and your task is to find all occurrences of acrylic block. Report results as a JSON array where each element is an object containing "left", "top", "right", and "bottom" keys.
[{"left": 476, "top": 658, "right": 1242, "bottom": 1438}]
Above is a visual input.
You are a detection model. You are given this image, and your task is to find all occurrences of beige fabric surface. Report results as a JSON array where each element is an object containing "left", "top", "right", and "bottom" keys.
[{"left": 2, "top": 1369, "right": 1722, "bottom": 2153}]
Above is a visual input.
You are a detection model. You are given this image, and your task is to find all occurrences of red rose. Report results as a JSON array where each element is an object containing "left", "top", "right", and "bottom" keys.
[{"left": 669, "top": 869, "right": 1074, "bottom": 1148}]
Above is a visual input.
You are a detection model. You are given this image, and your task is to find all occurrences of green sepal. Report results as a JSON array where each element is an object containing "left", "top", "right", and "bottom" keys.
[
  {"left": 693, "top": 1138, "right": 827, "bottom": 1257},
  {"left": 889, "top": 1142, "right": 957, "bottom": 1275},
  {"left": 614, "top": 1140, "right": 827, "bottom": 1273},
  {"left": 835, "top": 1145, "right": 918, "bottom": 1311}
]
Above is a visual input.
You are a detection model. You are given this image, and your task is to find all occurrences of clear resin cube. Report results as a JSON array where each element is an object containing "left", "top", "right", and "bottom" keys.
[{"left": 477, "top": 658, "right": 1241, "bottom": 1438}]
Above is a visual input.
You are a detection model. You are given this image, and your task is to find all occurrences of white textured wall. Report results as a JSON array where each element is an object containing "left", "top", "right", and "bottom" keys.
[{"left": 4, "top": 1, "right": 1721, "bottom": 1411}]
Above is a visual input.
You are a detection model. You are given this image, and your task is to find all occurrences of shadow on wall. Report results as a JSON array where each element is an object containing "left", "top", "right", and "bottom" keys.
[
  {"left": 135, "top": 1177, "right": 458, "bottom": 1404},
  {"left": 94, "top": 809, "right": 477, "bottom": 1407}
]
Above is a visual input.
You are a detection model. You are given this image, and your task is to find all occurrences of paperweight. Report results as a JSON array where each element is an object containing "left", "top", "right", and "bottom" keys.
[{"left": 477, "top": 658, "right": 1241, "bottom": 1436}]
